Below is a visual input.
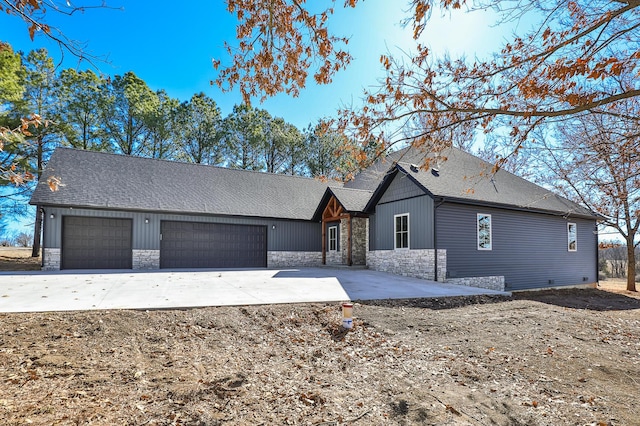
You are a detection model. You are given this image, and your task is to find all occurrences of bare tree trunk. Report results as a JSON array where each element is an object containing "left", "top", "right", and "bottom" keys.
[
  {"left": 31, "top": 206, "right": 42, "bottom": 257},
  {"left": 626, "top": 241, "right": 637, "bottom": 292},
  {"left": 31, "top": 136, "right": 43, "bottom": 258}
]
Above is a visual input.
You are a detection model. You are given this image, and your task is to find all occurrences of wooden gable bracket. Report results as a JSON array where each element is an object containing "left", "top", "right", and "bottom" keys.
[{"left": 322, "top": 196, "right": 346, "bottom": 222}]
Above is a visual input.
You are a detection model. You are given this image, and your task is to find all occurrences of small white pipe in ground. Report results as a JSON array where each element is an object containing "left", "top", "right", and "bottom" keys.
[{"left": 342, "top": 302, "right": 353, "bottom": 329}]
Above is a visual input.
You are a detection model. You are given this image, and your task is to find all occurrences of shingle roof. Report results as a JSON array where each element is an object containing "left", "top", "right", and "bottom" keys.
[
  {"left": 311, "top": 187, "right": 374, "bottom": 221},
  {"left": 32, "top": 146, "right": 597, "bottom": 222},
  {"left": 327, "top": 187, "right": 373, "bottom": 212},
  {"left": 30, "top": 148, "right": 339, "bottom": 220},
  {"left": 355, "top": 146, "right": 597, "bottom": 219}
]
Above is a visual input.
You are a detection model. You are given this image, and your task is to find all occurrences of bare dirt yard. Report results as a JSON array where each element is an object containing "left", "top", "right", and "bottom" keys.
[
  {"left": 0, "top": 247, "right": 41, "bottom": 271},
  {"left": 1, "top": 258, "right": 639, "bottom": 425}
]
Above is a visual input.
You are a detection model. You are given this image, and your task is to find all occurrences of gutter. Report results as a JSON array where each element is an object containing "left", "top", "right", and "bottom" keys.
[
  {"left": 40, "top": 207, "right": 45, "bottom": 268},
  {"left": 437, "top": 196, "right": 598, "bottom": 221},
  {"left": 595, "top": 225, "right": 599, "bottom": 286}
]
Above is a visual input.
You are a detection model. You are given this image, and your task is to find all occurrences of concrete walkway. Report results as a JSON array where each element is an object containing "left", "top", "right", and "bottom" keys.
[{"left": 0, "top": 267, "right": 510, "bottom": 313}]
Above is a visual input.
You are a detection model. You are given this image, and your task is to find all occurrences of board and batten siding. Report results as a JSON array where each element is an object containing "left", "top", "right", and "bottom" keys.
[
  {"left": 378, "top": 171, "right": 425, "bottom": 204},
  {"left": 436, "top": 202, "right": 597, "bottom": 291},
  {"left": 369, "top": 173, "right": 434, "bottom": 250},
  {"left": 42, "top": 207, "right": 321, "bottom": 252}
]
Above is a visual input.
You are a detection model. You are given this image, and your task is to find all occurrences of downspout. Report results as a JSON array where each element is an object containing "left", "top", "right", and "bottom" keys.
[
  {"left": 595, "top": 223, "right": 599, "bottom": 287},
  {"left": 40, "top": 207, "right": 46, "bottom": 268},
  {"left": 433, "top": 198, "right": 446, "bottom": 281}
]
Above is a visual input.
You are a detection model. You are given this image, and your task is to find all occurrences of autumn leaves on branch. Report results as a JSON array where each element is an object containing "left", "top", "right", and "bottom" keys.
[
  {"left": 355, "top": 1, "right": 640, "bottom": 153},
  {"left": 212, "top": 0, "right": 358, "bottom": 103},
  {"left": 7, "top": 1, "right": 640, "bottom": 156},
  {"left": 209, "top": 0, "right": 640, "bottom": 165}
]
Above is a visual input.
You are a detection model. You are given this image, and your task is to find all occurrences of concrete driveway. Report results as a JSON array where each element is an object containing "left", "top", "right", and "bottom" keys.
[{"left": 0, "top": 267, "right": 510, "bottom": 313}]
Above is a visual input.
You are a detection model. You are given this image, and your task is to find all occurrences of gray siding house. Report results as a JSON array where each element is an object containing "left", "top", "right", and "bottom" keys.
[{"left": 31, "top": 147, "right": 599, "bottom": 291}]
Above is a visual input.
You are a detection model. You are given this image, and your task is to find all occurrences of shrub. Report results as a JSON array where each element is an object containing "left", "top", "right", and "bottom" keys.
[{"left": 0, "top": 237, "right": 15, "bottom": 247}]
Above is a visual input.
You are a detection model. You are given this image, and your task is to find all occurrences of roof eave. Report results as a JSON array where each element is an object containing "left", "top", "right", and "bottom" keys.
[
  {"left": 35, "top": 202, "right": 317, "bottom": 222},
  {"left": 437, "top": 196, "right": 599, "bottom": 220},
  {"left": 311, "top": 188, "right": 335, "bottom": 222}
]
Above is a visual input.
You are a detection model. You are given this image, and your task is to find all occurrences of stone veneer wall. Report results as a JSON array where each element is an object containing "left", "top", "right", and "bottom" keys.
[
  {"left": 43, "top": 248, "right": 61, "bottom": 270},
  {"left": 268, "top": 251, "right": 323, "bottom": 268},
  {"left": 340, "top": 218, "right": 348, "bottom": 264},
  {"left": 43, "top": 249, "right": 323, "bottom": 270},
  {"left": 331, "top": 217, "right": 368, "bottom": 266},
  {"left": 132, "top": 249, "right": 160, "bottom": 269},
  {"left": 351, "top": 217, "right": 367, "bottom": 265},
  {"left": 367, "top": 249, "right": 447, "bottom": 281},
  {"left": 446, "top": 276, "right": 505, "bottom": 292},
  {"left": 326, "top": 250, "right": 342, "bottom": 265}
]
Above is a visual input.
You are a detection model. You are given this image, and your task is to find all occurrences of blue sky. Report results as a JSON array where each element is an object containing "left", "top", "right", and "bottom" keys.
[
  {"left": 2, "top": 1, "right": 511, "bottom": 129},
  {"left": 2, "top": 1, "right": 513, "bottom": 236}
]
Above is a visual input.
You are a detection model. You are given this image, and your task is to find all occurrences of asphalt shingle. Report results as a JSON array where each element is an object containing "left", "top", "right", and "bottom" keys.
[
  {"left": 30, "top": 148, "right": 339, "bottom": 220},
  {"left": 326, "top": 187, "right": 373, "bottom": 212},
  {"left": 351, "top": 146, "right": 596, "bottom": 218},
  {"left": 31, "top": 146, "right": 596, "bottom": 221}
]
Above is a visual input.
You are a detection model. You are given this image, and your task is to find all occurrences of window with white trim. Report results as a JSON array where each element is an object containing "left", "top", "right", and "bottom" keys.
[
  {"left": 477, "top": 213, "right": 492, "bottom": 250},
  {"left": 394, "top": 213, "right": 409, "bottom": 249},
  {"left": 567, "top": 223, "right": 577, "bottom": 251},
  {"left": 328, "top": 226, "right": 337, "bottom": 251}
]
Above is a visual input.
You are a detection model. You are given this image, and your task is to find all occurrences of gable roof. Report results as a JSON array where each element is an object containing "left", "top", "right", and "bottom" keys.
[
  {"left": 30, "top": 148, "right": 339, "bottom": 221},
  {"left": 311, "top": 187, "right": 374, "bottom": 221},
  {"left": 357, "top": 146, "right": 597, "bottom": 219},
  {"left": 325, "top": 187, "right": 373, "bottom": 212}
]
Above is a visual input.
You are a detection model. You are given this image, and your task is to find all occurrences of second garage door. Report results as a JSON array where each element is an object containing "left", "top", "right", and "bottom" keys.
[{"left": 160, "top": 221, "right": 267, "bottom": 269}]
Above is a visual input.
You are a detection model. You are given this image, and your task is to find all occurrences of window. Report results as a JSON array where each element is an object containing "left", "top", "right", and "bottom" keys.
[
  {"left": 394, "top": 213, "right": 409, "bottom": 249},
  {"left": 328, "top": 226, "right": 337, "bottom": 251},
  {"left": 568, "top": 223, "right": 577, "bottom": 251},
  {"left": 477, "top": 214, "right": 492, "bottom": 250}
]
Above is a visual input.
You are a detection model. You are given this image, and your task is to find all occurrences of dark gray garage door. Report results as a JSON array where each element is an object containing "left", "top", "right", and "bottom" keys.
[
  {"left": 160, "top": 221, "right": 267, "bottom": 269},
  {"left": 62, "top": 216, "right": 133, "bottom": 269}
]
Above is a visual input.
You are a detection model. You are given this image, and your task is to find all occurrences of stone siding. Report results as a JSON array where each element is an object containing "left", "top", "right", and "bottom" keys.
[
  {"left": 329, "top": 217, "right": 368, "bottom": 266},
  {"left": 340, "top": 218, "right": 348, "bottom": 264},
  {"left": 326, "top": 250, "right": 342, "bottom": 265},
  {"left": 446, "top": 276, "right": 505, "bottom": 292},
  {"left": 367, "top": 249, "right": 447, "bottom": 281},
  {"left": 351, "top": 217, "right": 367, "bottom": 265},
  {"left": 436, "top": 250, "right": 446, "bottom": 283},
  {"left": 132, "top": 249, "right": 160, "bottom": 270},
  {"left": 268, "top": 251, "right": 323, "bottom": 268},
  {"left": 43, "top": 248, "right": 61, "bottom": 270}
]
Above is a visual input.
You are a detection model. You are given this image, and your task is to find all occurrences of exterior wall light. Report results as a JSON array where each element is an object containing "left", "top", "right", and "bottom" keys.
[
  {"left": 49, "top": 213, "right": 55, "bottom": 219},
  {"left": 272, "top": 224, "right": 276, "bottom": 230},
  {"left": 144, "top": 218, "right": 150, "bottom": 224}
]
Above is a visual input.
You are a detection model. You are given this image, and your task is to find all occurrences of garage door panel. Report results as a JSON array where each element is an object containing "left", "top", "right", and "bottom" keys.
[
  {"left": 160, "top": 221, "right": 267, "bottom": 269},
  {"left": 62, "top": 216, "right": 132, "bottom": 269}
]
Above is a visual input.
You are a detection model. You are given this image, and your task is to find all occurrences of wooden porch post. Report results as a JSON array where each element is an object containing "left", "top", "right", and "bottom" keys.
[{"left": 321, "top": 218, "right": 326, "bottom": 265}]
